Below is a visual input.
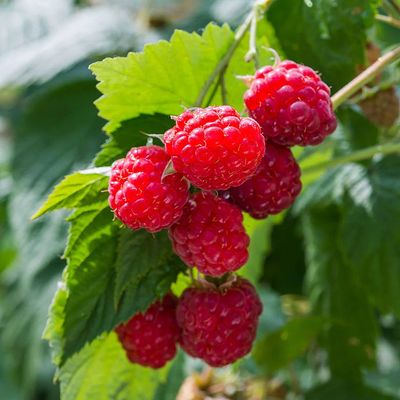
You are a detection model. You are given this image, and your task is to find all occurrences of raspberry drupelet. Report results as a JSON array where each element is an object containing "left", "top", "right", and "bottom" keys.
[
  {"left": 244, "top": 60, "right": 337, "bottom": 146},
  {"left": 164, "top": 106, "right": 265, "bottom": 190},
  {"left": 169, "top": 192, "right": 249, "bottom": 277},
  {"left": 108, "top": 145, "right": 189, "bottom": 233},
  {"left": 176, "top": 277, "right": 262, "bottom": 367},
  {"left": 115, "top": 294, "right": 180, "bottom": 369},
  {"left": 222, "top": 141, "right": 302, "bottom": 219}
]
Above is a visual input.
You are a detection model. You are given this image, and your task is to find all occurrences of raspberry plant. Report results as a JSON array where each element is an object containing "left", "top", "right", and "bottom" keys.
[{"left": 18, "top": 0, "right": 400, "bottom": 398}]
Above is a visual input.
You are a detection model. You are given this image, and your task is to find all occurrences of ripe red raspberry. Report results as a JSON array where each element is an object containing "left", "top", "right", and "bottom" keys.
[
  {"left": 115, "top": 294, "right": 180, "bottom": 369},
  {"left": 244, "top": 60, "right": 337, "bottom": 146},
  {"left": 164, "top": 106, "right": 265, "bottom": 190},
  {"left": 169, "top": 192, "right": 249, "bottom": 277},
  {"left": 176, "top": 277, "right": 262, "bottom": 367},
  {"left": 222, "top": 142, "right": 302, "bottom": 218},
  {"left": 108, "top": 145, "right": 189, "bottom": 233}
]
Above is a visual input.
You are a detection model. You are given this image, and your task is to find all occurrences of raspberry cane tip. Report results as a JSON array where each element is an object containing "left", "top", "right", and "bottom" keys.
[
  {"left": 164, "top": 106, "right": 265, "bottom": 190},
  {"left": 108, "top": 145, "right": 189, "bottom": 233}
]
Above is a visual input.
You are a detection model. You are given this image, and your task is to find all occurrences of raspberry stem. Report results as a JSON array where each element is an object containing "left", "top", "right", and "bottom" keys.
[
  {"left": 331, "top": 45, "right": 400, "bottom": 110},
  {"left": 376, "top": 14, "right": 400, "bottom": 28},
  {"left": 301, "top": 142, "right": 400, "bottom": 174}
]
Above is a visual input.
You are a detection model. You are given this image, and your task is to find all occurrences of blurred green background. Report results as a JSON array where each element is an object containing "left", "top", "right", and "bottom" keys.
[{"left": 1, "top": 1, "right": 400, "bottom": 399}]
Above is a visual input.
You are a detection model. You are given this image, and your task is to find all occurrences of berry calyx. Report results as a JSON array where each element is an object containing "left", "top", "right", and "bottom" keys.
[
  {"left": 176, "top": 277, "right": 262, "bottom": 367},
  {"left": 108, "top": 145, "right": 189, "bottom": 233},
  {"left": 169, "top": 192, "right": 249, "bottom": 277},
  {"left": 115, "top": 294, "right": 180, "bottom": 369},
  {"left": 164, "top": 106, "right": 265, "bottom": 190},
  {"left": 222, "top": 142, "right": 302, "bottom": 218},
  {"left": 244, "top": 60, "right": 337, "bottom": 146}
]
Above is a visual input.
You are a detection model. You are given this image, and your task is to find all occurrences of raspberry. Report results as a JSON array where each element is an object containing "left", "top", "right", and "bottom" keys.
[
  {"left": 108, "top": 145, "right": 189, "bottom": 233},
  {"left": 222, "top": 142, "right": 302, "bottom": 218},
  {"left": 176, "top": 277, "right": 262, "bottom": 367},
  {"left": 244, "top": 60, "right": 337, "bottom": 146},
  {"left": 359, "top": 87, "right": 399, "bottom": 128},
  {"left": 169, "top": 192, "right": 249, "bottom": 277},
  {"left": 164, "top": 106, "right": 265, "bottom": 190},
  {"left": 115, "top": 294, "right": 180, "bottom": 369}
]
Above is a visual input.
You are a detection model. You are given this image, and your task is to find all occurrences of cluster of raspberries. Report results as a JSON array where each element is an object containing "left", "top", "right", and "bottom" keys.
[{"left": 109, "top": 61, "right": 337, "bottom": 369}]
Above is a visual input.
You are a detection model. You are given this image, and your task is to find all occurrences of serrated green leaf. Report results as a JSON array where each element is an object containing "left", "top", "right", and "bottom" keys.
[
  {"left": 43, "top": 285, "right": 68, "bottom": 367},
  {"left": 262, "top": 213, "right": 305, "bottom": 295},
  {"left": 32, "top": 173, "right": 108, "bottom": 219},
  {"left": 114, "top": 230, "right": 172, "bottom": 305},
  {"left": 62, "top": 202, "right": 118, "bottom": 363},
  {"left": 268, "top": 0, "right": 376, "bottom": 90},
  {"left": 90, "top": 23, "right": 235, "bottom": 133},
  {"left": 253, "top": 316, "right": 325, "bottom": 373},
  {"left": 46, "top": 202, "right": 184, "bottom": 365},
  {"left": 60, "top": 333, "right": 170, "bottom": 400},
  {"left": 94, "top": 114, "right": 173, "bottom": 166},
  {"left": 339, "top": 156, "right": 400, "bottom": 316},
  {"left": 303, "top": 208, "right": 378, "bottom": 380}
]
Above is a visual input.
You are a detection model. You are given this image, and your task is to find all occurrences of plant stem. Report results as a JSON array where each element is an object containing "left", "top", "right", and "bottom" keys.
[
  {"left": 195, "top": 0, "right": 272, "bottom": 107},
  {"left": 245, "top": 13, "right": 259, "bottom": 68},
  {"left": 194, "top": 12, "right": 253, "bottom": 107},
  {"left": 376, "top": 14, "right": 400, "bottom": 28},
  {"left": 331, "top": 46, "right": 400, "bottom": 110},
  {"left": 301, "top": 142, "right": 400, "bottom": 174}
]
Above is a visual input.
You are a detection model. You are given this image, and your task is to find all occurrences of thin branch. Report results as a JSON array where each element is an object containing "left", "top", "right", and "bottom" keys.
[
  {"left": 376, "top": 14, "right": 400, "bottom": 29},
  {"left": 245, "top": 13, "right": 259, "bottom": 69},
  {"left": 331, "top": 45, "right": 400, "bottom": 109},
  {"left": 194, "top": 12, "right": 253, "bottom": 107},
  {"left": 195, "top": 0, "right": 273, "bottom": 107},
  {"left": 220, "top": 70, "right": 228, "bottom": 104},
  {"left": 301, "top": 142, "right": 400, "bottom": 174}
]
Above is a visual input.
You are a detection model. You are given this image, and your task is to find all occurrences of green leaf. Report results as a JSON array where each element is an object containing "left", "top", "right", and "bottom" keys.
[
  {"left": 62, "top": 201, "right": 118, "bottom": 362},
  {"left": 262, "top": 213, "right": 306, "bottom": 295},
  {"left": 114, "top": 230, "right": 173, "bottom": 305},
  {"left": 253, "top": 316, "right": 325, "bottom": 373},
  {"left": 339, "top": 156, "right": 400, "bottom": 316},
  {"left": 303, "top": 208, "right": 378, "bottom": 380},
  {"left": 90, "top": 23, "right": 235, "bottom": 134},
  {"left": 46, "top": 201, "right": 184, "bottom": 365},
  {"left": 153, "top": 351, "right": 185, "bottom": 400},
  {"left": 306, "top": 379, "right": 397, "bottom": 400},
  {"left": 60, "top": 333, "right": 170, "bottom": 400},
  {"left": 239, "top": 215, "right": 278, "bottom": 284},
  {"left": 32, "top": 173, "right": 108, "bottom": 219},
  {"left": 268, "top": 0, "right": 376, "bottom": 90}
]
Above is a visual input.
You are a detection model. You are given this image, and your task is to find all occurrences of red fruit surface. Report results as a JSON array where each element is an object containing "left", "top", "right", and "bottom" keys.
[
  {"left": 169, "top": 192, "right": 249, "bottom": 277},
  {"left": 244, "top": 60, "right": 337, "bottom": 146},
  {"left": 108, "top": 145, "right": 189, "bottom": 233},
  {"left": 176, "top": 277, "right": 262, "bottom": 367},
  {"left": 164, "top": 106, "right": 265, "bottom": 190},
  {"left": 222, "top": 142, "right": 302, "bottom": 218},
  {"left": 115, "top": 294, "right": 180, "bottom": 369}
]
